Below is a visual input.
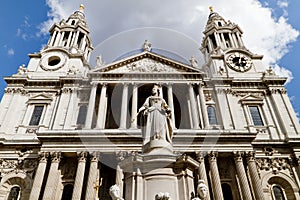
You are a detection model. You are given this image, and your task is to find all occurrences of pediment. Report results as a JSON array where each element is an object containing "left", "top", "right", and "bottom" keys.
[
  {"left": 239, "top": 94, "right": 264, "bottom": 104},
  {"left": 27, "top": 93, "right": 53, "bottom": 104},
  {"left": 91, "top": 51, "right": 201, "bottom": 74}
]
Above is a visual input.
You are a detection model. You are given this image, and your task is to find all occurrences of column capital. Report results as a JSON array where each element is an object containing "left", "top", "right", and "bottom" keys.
[
  {"left": 50, "top": 152, "right": 61, "bottom": 163},
  {"left": 122, "top": 82, "right": 129, "bottom": 87},
  {"left": 38, "top": 152, "right": 49, "bottom": 163},
  {"left": 196, "top": 151, "right": 207, "bottom": 162},
  {"left": 77, "top": 151, "right": 88, "bottom": 162},
  {"left": 116, "top": 151, "right": 128, "bottom": 162},
  {"left": 89, "top": 152, "right": 100, "bottom": 162},
  {"left": 233, "top": 151, "right": 244, "bottom": 162},
  {"left": 246, "top": 151, "right": 256, "bottom": 162},
  {"left": 91, "top": 82, "right": 98, "bottom": 87},
  {"left": 208, "top": 151, "right": 218, "bottom": 161}
]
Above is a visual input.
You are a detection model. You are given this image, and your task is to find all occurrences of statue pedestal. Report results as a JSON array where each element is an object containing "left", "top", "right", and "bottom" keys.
[
  {"left": 120, "top": 153, "right": 199, "bottom": 200},
  {"left": 143, "top": 139, "right": 173, "bottom": 155}
]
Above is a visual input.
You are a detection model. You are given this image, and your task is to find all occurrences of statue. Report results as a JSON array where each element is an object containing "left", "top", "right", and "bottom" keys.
[
  {"left": 190, "top": 56, "right": 198, "bottom": 68},
  {"left": 143, "top": 40, "right": 152, "bottom": 51},
  {"left": 192, "top": 180, "right": 208, "bottom": 200},
  {"left": 17, "top": 64, "right": 28, "bottom": 75},
  {"left": 109, "top": 185, "right": 124, "bottom": 200},
  {"left": 138, "top": 84, "right": 173, "bottom": 145},
  {"left": 96, "top": 54, "right": 104, "bottom": 67},
  {"left": 155, "top": 192, "right": 171, "bottom": 200}
]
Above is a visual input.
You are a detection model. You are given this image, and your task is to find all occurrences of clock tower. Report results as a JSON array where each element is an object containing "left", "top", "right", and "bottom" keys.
[
  {"left": 201, "top": 7, "right": 266, "bottom": 78},
  {"left": 26, "top": 4, "right": 93, "bottom": 76}
]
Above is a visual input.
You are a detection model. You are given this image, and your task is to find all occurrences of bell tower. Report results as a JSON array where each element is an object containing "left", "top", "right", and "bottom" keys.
[
  {"left": 27, "top": 4, "right": 93, "bottom": 75},
  {"left": 201, "top": 7, "right": 265, "bottom": 77}
]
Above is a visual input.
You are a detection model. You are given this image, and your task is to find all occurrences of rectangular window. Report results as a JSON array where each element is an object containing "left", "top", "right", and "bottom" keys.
[
  {"left": 249, "top": 106, "right": 263, "bottom": 126},
  {"left": 207, "top": 106, "right": 218, "bottom": 125},
  {"left": 77, "top": 105, "right": 87, "bottom": 125},
  {"left": 29, "top": 106, "right": 44, "bottom": 126}
]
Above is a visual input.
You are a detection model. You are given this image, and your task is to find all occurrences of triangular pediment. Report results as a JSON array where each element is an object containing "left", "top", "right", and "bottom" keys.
[
  {"left": 27, "top": 93, "right": 53, "bottom": 104},
  {"left": 90, "top": 51, "right": 201, "bottom": 74},
  {"left": 239, "top": 94, "right": 264, "bottom": 104}
]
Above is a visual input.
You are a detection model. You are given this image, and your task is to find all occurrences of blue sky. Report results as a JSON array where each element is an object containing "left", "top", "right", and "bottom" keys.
[{"left": 0, "top": 0, "right": 299, "bottom": 119}]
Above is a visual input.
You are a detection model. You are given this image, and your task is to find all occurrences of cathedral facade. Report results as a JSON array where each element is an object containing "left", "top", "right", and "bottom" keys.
[{"left": 0, "top": 5, "right": 300, "bottom": 200}]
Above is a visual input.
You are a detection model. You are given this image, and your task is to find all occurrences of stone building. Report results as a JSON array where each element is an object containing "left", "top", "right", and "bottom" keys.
[{"left": 0, "top": 5, "right": 300, "bottom": 200}]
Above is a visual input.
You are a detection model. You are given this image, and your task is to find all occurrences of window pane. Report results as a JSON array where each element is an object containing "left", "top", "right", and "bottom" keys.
[
  {"left": 249, "top": 106, "right": 263, "bottom": 126},
  {"left": 273, "top": 186, "right": 285, "bottom": 200},
  {"left": 61, "top": 184, "right": 73, "bottom": 200},
  {"left": 207, "top": 106, "right": 217, "bottom": 125},
  {"left": 76, "top": 105, "right": 87, "bottom": 125},
  {"left": 29, "top": 106, "right": 44, "bottom": 126}
]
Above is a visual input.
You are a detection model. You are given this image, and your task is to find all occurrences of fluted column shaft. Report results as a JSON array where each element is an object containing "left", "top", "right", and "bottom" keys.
[
  {"left": 120, "top": 83, "right": 128, "bottom": 129},
  {"left": 130, "top": 84, "right": 138, "bottom": 129},
  {"left": 167, "top": 83, "right": 175, "bottom": 127},
  {"left": 234, "top": 152, "right": 252, "bottom": 200},
  {"left": 196, "top": 152, "right": 211, "bottom": 200},
  {"left": 209, "top": 152, "right": 223, "bottom": 200},
  {"left": 246, "top": 152, "right": 265, "bottom": 200},
  {"left": 85, "top": 83, "right": 98, "bottom": 129},
  {"left": 43, "top": 152, "right": 61, "bottom": 200},
  {"left": 189, "top": 84, "right": 199, "bottom": 129},
  {"left": 72, "top": 152, "right": 87, "bottom": 200},
  {"left": 85, "top": 152, "right": 100, "bottom": 200},
  {"left": 198, "top": 84, "right": 209, "bottom": 128},
  {"left": 96, "top": 84, "right": 107, "bottom": 129},
  {"left": 29, "top": 152, "right": 49, "bottom": 200}
]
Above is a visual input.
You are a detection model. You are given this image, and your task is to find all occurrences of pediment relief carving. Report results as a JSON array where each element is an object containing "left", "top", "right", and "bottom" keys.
[
  {"left": 106, "top": 58, "right": 185, "bottom": 73},
  {"left": 27, "top": 93, "right": 53, "bottom": 104}
]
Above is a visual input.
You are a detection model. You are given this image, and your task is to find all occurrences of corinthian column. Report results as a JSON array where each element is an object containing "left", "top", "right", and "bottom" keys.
[
  {"left": 167, "top": 83, "right": 175, "bottom": 127},
  {"left": 29, "top": 152, "right": 49, "bottom": 200},
  {"left": 43, "top": 152, "right": 61, "bottom": 200},
  {"left": 234, "top": 151, "right": 252, "bottom": 200},
  {"left": 85, "top": 82, "right": 98, "bottom": 129},
  {"left": 72, "top": 152, "right": 87, "bottom": 200},
  {"left": 120, "top": 83, "right": 128, "bottom": 129},
  {"left": 196, "top": 152, "right": 210, "bottom": 200},
  {"left": 246, "top": 152, "right": 265, "bottom": 200},
  {"left": 130, "top": 83, "right": 138, "bottom": 129},
  {"left": 188, "top": 83, "right": 199, "bottom": 129},
  {"left": 96, "top": 83, "right": 107, "bottom": 129},
  {"left": 85, "top": 152, "right": 100, "bottom": 200},
  {"left": 208, "top": 152, "right": 223, "bottom": 200}
]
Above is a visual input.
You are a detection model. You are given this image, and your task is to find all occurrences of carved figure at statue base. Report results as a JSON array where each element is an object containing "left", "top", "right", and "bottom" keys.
[
  {"left": 109, "top": 185, "right": 124, "bottom": 200},
  {"left": 191, "top": 180, "right": 208, "bottom": 200},
  {"left": 155, "top": 192, "right": 171, "bottom": 200},
  {"left": 138, "top": 84, "right": 173, "bottom": 146}
]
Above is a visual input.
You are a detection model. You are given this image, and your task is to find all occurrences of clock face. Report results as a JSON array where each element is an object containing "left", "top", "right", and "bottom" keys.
[
  {"left": 226, "top": 53, "right": 252, "bottom": 72},
  {"left": 40, "top": 52, "right": 67, "bottom": 71}
]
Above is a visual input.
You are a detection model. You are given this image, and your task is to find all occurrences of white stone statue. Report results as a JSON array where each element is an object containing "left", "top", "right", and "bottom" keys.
[
  {"left": 96, "top": 54, "right": 104, "bottom": 67},
  {"left": 17, "top": 64, "right": 28, "bottom": 75},
  {"left": 192, "top": 180, "right": 208, "bottom": 200},
  {"left": 138, "top": 84, "right": 173, "bottom": 145},
  {"left": 143, "top": 40, "right": 152, "bottom": 51},
  {"left": 190, "top": 56, "right": 198, "bottom": 68},
  {"left": 155, "top": 192, "right": 171, "bottom": 200},
  {"left": 109, "top": 185, "right": 124, "bottom": 200}
]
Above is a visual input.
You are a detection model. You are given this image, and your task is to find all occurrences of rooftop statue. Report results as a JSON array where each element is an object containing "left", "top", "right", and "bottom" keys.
[
  {"left": 109, "top": 185, "right": 124, "bottom": 200},
  {"left": 192, "top": 180, "right": 209, "bottom": 200}
]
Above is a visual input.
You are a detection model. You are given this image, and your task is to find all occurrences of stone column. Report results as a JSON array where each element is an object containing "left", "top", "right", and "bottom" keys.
[
  {"left": 72, "top": 152, "right": 87, "bottom": 200},
  {"left": 29, "top": 152, "right": 49, "bottom": 200},
  {"left": 116, "top": 151, "right": 126, "bottom": 198},
  {"left": 43, "top": 152, "right": 61, "bottom": 200},
  {"left": 188, "top": 84, "right": 199, "bottom": 129},
  {"left": 85, "top": 152, "right": 100, "bottom": 200},
  {"left": 49, "top": 31, "right": 57, "bottom": 46},
  {"left": 234, "top": 152, "right": 252, "bottom": 200},
  {"left": 208, "top": 152, "right": 223, "bottom": 200},
  {"left": 120, "top": 83, "right": 128, "bottom": 129},
  {"left": 130, "top": 83, "right": 138, "bottom": 129},
  {"left": 246, "top": 152, "right": 265, "bottom": 200},
  {"left": 196, "top": 152, "right": 211, "bottom": 200},
  {"left": 198, "top": 84, "right": 209, "bottom": 128},
  {"left": 96, "top": 83, "right": 107, "bottom": 129},
  {"left": 167, "top": 83, "right": 175, "bottom": 127},
  {"left": 85, "top": 82, "right": 98, "bottom": 129}
]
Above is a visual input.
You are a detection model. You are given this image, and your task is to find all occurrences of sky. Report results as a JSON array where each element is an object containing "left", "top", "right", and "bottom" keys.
[{"left": 0, "top": 0, "right": 299, "bottom": 119}]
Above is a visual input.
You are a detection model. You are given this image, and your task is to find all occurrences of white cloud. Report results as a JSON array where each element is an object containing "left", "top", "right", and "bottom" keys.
[
  {"left": 7, "top": 48, "right": 14, "bottom": 56},
  {"left": 39, "top": 0, "right": 299, "bottom": 80},
  {"left": 273, "top": 64, "right": 293, "bottom": 83}
]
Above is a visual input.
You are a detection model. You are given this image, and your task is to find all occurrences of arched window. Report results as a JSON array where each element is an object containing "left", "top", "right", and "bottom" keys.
[
  {"left": 273, "top": 185, "right": 286, "bottom": 200},
  {"left": 61, "top": 184, "right": 74, "bottom": 200},
  {"left": 8, "top": 186, "right": 20, "bottom": 200},
  {"left": 207, "top": 106, "right": 217, "bottom": 125},
  {"left": 221, "top": 183, "right": 233, "bottom": 200}
]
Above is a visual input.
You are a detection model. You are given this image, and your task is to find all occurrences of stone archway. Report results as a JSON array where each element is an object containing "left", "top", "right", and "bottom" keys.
[
  {"left": 261, "top": 172, "right": 300, "bottom": 200},
  {"left": 0, "top": 172, "right": 32, "bottom": 200}
]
